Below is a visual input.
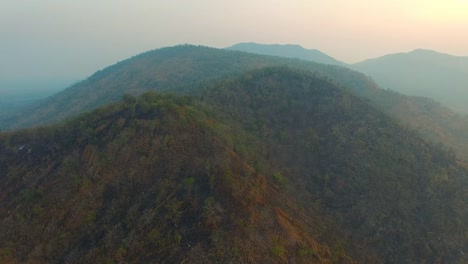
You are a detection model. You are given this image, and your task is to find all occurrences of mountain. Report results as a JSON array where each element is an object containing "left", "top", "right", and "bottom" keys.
[
  {"left": 1, "top": 68, "right": 466, "bottom": 263},
  {"left": 221, "top": 45, "right": 468, "bottom": 160},
  {"left": 0, "top": 45, "right": 303, "bottom": 130},
  {"left": 0, "top": 90, "right": 345, "bottom": 263},
  {"left": 352, "top": 49, "right": 468, "bottom": 114},
  {"left": 201, "top": 68, "right": 467, "bottom": 263},
  {"left": 227, "top": 42, "right": 347, "bottom": 66},
  {"left": 1, "top": 45, "right": 468, "bottom": 161}
]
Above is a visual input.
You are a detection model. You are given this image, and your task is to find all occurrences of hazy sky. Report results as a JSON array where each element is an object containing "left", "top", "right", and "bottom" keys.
[{"left": 1, "top": 0, "right": 468, "bottom": 85}]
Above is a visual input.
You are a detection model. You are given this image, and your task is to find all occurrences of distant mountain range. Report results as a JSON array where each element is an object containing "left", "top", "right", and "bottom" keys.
[
  {"left": 352, "top": 49, "right": 468, "bottom": 114},
  {"left": 227, "top": 43, "right": 468, "bottom": 115},
  {"left": 226, "top": 42, "right": 347, "bottom": 67}
]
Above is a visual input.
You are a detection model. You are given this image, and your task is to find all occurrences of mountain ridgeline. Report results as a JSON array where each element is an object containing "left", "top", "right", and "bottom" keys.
[
  {"left": 352, "top": 49, "right": 468, "bottom": 114},
  {"left": 226, "top": 42, "right": 348, "bottom": 67},
  {"left": 1, "top": 68, "right": 467, "bottom": 263},
  {"left": 2, "top": 45, "right": 468, "bottom": 160},
  {"left": 0, "top": 45, "right": 353, "bottom": 131}
]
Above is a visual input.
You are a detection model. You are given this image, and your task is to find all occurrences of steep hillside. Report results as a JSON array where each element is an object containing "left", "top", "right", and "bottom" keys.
[
  {"left": 364, "top": 89, "right": 468, "bottom": 159},
  {"left": 0, "top": 45, "right": 291, "bottom": 129},
  {"left": 221, "top": 46, "right": 468, "bottom": 160},
  {"left": 1, "top": 68, "right": 467, "bottom": 263},
  {"left": 2, "top": 45, "right": 468, "bottom": 161},
  {"left": 0, "top": 45, "right": 351, "bottom": 131},
  {"left": 0, "top": 92, "right": 348, "bottom": 263},
  {"left": 353, "top": 49, "right": 468, "bottom": 114},
  {"left": 226, "top": 42, "right": 347, "bottom": 66},
  {"left": 200, "top": 68, "right": 467, "bottom": 263}
]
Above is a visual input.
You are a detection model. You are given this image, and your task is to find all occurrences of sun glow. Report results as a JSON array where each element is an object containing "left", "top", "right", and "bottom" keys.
[{"left": 410, "top": 1, "right": 468, "bottom": 23}]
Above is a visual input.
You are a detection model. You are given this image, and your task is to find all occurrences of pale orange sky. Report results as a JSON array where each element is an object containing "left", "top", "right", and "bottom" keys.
[{"left": 1, "top": 0, "right": 467, "bottom": 83}]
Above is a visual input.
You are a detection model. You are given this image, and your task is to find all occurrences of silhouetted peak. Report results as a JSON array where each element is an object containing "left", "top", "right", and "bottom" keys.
[{"left": 227, "top": 42, "right": 347, "bottom": 66}]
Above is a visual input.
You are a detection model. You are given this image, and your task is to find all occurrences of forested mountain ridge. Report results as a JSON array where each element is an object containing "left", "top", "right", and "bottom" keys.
[
  {"left": 221, "top": 45, "right": 468, "bottom": 160},
  {"left": 0, "top": 45, "right": 354, "bottom": 131},
  {"left": 0, "top": 91, "right": 348, "bottom": 263},
  {"left": 226, "top": 42, "right": 347, "bottom": 66},
  {"left": 352, "top": 49, "right": 468, "bottom": 114},
  {"left": 200, "top": 67, "right": 468, "bottom": 263},
  {"left": 1, "top": 68, "right": 466, "bottom": 263},
  {"left": 1, "top": 45, "right": 468, "bottom": 160}
]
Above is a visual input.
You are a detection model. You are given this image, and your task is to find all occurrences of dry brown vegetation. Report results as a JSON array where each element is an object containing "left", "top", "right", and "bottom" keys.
[{"left": 0, "top": 65, "right": 466, "bottom": 263}]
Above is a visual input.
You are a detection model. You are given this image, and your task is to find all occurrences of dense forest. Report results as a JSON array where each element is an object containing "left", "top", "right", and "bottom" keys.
[
  {"left": 201, "top": 68, "right": 467, "bottom": 263},
  {"left": 2, "top": 45, "right": 467, "bottom": 161},
  {"left": 0, "top": 85, "right": 351, "bottom": 263},
  {"left": 1, "top": 68, "right": 466, "bottom": 263}
]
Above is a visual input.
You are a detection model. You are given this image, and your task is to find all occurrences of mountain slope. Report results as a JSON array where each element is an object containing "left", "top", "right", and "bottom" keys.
[
  {"left": 200, "top": 67, "right": 468, "bottom": 263},
  {"left": 2, "top": 45, "right": 468, "bottom": 161},
  {"left": 352, "top": 49, "right": 468, "bottom": 114},
  {"left": 0, "top": 91, "right": 347, "bottom": 263},
  {"left": 0, "top": 45, "right": 358, "bottom": 131},
  {"left": 1, "top": 68, "right": 467, "bottom": 263},
  {"left": 227, "top": 42, "right": 347, "bottom": 66},
  {"left": 221, "top": 45, "right": 468, "bottom": 160},
  {"left": 0, "top": 45, "right": 331, "bottom": 130}
]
